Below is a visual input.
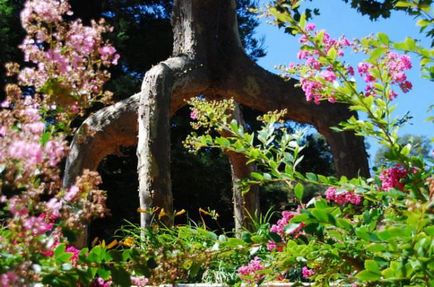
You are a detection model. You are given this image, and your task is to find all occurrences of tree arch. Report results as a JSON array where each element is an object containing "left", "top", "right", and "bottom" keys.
[{"left": 64, "top": 0, "right": 369, "bottom": 238}]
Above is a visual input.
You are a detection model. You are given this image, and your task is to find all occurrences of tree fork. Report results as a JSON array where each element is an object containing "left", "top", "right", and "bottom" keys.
[{"left": 64, "top": 0, "right": 370, "bottom": 238}]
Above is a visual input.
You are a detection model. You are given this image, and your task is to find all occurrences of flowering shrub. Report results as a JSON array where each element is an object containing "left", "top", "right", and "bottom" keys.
[
  {"left": 0, "top": 0, "right": 125, "bottom": 285},
  {"left": 238, "top": 257, "right": 265, "bottom": 286},
  {"left": 185, "top": 2, "right": 434, "bottom": 286}
]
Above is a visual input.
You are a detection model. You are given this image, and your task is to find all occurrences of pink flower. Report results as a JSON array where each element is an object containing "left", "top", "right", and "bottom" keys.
[
  {"left": 99, "top": 45, "right": 119, "bottom": 64},
  {"left": 238, "top": 257, "right": 265, "bottom": 284},
  {"left": 379, "top": 165, "right": 408, "bottom": 191},
  {"left": 357, "top": 62, "right": 371, "bottom": 75},
  {"left": 300, "top": 78, "right": 323, "bottom": 104},
  {"left": 9, "top": 141, "right": 43, "bottom": 167},
  {"left": 399, "top": 80, "right": 412, "bottom": 93},
  {"left": 0, "top": 271, "right": 18, "bottom": 287},
  {"left": 302, "top": 266, "right": 315, "bottom": 279},
  {"left": 92, "top": 277, "right": 112, "bottom": 287},
  {"left": 325, "top": 187, "right": 362, "bottom": 205},
  {"left": 46, "top": 198, "right": 62, "bottom": 218},
  {"left": 297, "top": 50, "right": 310, "bottom": 60},
  {"left": 23, "top": 216, "right": 53, "bottom": 235},
  {"left": 305, "top": 23, "right": 316, "bottom": 31},
  {"left": 363, "top": 73, "right": 375, "bottom": 83},
  {"left": 44, "top": 140, "right": 66, "bottom": 166},
  {"left": 21, "top": 0, "right": 70, "bottom": 27},
  {"left": 64, "top": 185, "right": 80, "bottom": 201},
  {"left": 267, "top": 240, "right": 277, "bottom": 251},
  {"left": 320, "top": 70, "right": 336, "bottom": 82},
  {"left": 306, "top": 57, "right": 321, "bottom": 70},
  {"left": 23, "top": 122, "right": 45, "bottom": 134},
  {"left": 190, "top": 109, "right": 199, "bottom": 120},
  {"left": 131, "top": 276, "right": 149, "bottom": 287},
  {"left": 270, "top": 210, "right": 301, "bottom": 239},
  {"left": 66, "top": 245, "right": 80, "bottom": 265},
  {"left": 47, "top": 49, "right": 70, "bottom": 73}
]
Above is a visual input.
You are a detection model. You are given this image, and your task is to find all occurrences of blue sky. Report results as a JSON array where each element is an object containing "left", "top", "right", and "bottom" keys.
[{"left": 255, "top": 0, "right": 433, "bottom": 162}]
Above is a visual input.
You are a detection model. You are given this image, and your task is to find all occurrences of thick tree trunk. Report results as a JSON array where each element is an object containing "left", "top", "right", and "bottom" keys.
[
  {"left": 63, "top": 0, "right": 370, "bottom": 239},
  {"left": 137, "top": 56, "right": 209, "bottom": 228}
]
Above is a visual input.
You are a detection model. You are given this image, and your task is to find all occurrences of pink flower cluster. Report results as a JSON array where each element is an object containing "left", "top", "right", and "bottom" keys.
[
  {"left": 131, "top": 276, "right": 149, "bottom": 287},
  {"left": 66, "top": 245, "right": 80, "bottom": 265},
  {"left": 20, "top": 0, "right": 71, "bottom": 28},
  {"left": 238, "top": 257, "right": 265, "bottom": 285},
  {"left": 302, "top": 266, "right": 315, "bottom": 279},
  {"left": 92, "top": 277, "right": 112, "bottom": 287},
  {"left": 1, "top": 98, "right": 66, "bottom": 173},
  {"left": 292, "top": 24, "right": 353, "bottom": 104},
  {"left": 17, "top": 0, "right": 118, "bottom": 114},
  {"left": 289, "top": 23, "right": 413, "bottom": 105},
  {"left": 0, "top": 0, "right": 111, "bottom": 284},
  {"left": 0, "top": 272, "right": 18, "bottom": 286},
  {"left": 270, "top": 210, "right": 299, "bottom": 238},
  {"left": 358, "top": 52, "right": 412, "bottom": 99},
  {"left": 268, "top": 210, "right": 304, "bottom": 252},
  {"left": 325, "top": 187, "right": 362, "bottom": 205},
  {"left": 23, "top": 215, "right": 54, "bottom": 236},
  {"left": 0, "top": 97, "right": 66, "bottom": 178},
  {"left": 379, "top": 165, "right": 408, "bottom": 191}
]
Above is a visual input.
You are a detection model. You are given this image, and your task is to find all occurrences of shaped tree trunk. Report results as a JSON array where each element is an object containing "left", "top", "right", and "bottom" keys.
[{"left": 64, "top": 0, "right": 370, "bottom": 240}]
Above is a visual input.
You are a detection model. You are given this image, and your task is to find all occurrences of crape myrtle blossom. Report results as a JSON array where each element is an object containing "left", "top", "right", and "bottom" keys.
[
  {"left": 325, "top": 187, "right": 362, "bottom": 205},
  {"left": 267, "top": 209, "right": 305, "bottom": 252},
  {"left": 0, "top": 0, "right": 114, "bottom": 283},
  {"left": 20, "top": 0, "right": 71, "bottom": 28},
  {"left": 15, "top": 0, "right": 119, "bottom": 116},
  {"left": 238, "top": 257, "right": 265, "bottom": 285},
  {"left": 302, "top": 266, "right": 315, "bottom": 279},
  {"left": 286, "top": 22, "right": 413, "bottom": 104},
  {"left": 379, "top": 165, "right": 409, "bottom": 191}
]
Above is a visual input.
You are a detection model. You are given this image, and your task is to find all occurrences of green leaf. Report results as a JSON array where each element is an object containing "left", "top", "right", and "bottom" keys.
[
  {"left": 424, "top": 225, "right": 434, "bottom": 236},
  {"left": 40, "top": 131, "right": 50, "bottom": 145},
  {"left": 250, "top": 172, "right": 263, "bottom": 180},
  {"left": 336, "top": 218, "right": 353, "bottom": 231},
  {"left": 189, "top": 262, "right": 201, "bottom": 278},
  {"left": 377, "top": 227, "right": 411, "bottom": 241},
  {"left": 311, "top": 209, "right": 329, "bottom": 223},
  {"left": 299, "top": 13, "right": 306, "bottom": 29},
  {"left": 305, "top": 172, "right": 317, "bottom": 182},
  {"left": 365, "top": 260, "right": 380, "bottom": 273},
  {"left": 327, "top": 47, "right": 337, "bottom": 60},
  {"left": 54, "top": 244, "right": 73, "bottom": 264},
  {"left": 369, "top": 47, "right": 387, "bottom": 61},
  {"left": 285, "top": 223, "right": 303, "bottom": 234},
  {"left": 395, "top": 1, "right": 413, "bottom": 8},
  {"left": 294, "top": 183, "right": 304, "bottom": 201},
  {"left": 97, "top": 268, "right": 111, "bottom": 280},
  {"left": 356, "top": 270, "right": 381, "bottom": 281},
  {"left": 377, "top": 32, "right": 390, "bottom": 45}
]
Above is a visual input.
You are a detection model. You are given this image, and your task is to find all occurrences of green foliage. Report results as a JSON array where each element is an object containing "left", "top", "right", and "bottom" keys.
[
  {"left": 182, "top": 5, "right": 434, "bottom": 283},
  {"left": 375, "top": 134, "right": 433, "bottom": 167}
]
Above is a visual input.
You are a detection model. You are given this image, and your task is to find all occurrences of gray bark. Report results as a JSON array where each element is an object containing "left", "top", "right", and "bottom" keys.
[
  {"left": 63, "top": 94, "right": 140, "bottom": 188},
  {"left": 137, "top": 56, "right": 209, "bottom": 228}
]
